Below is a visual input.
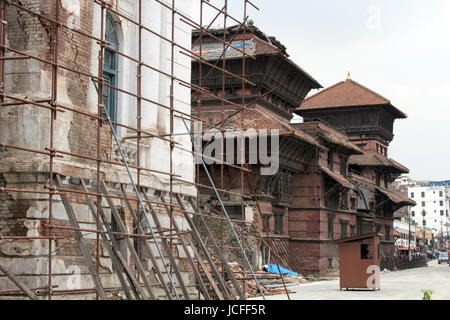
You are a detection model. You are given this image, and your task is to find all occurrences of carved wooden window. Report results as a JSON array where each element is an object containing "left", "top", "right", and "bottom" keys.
[
  {"left": 339, "top": 156, "right": 347, "bottom": 176},
  {"left": 385, "top": 225, "right": 391, "bottom": 241},
  {"left": 340, "top": 190, "right": 348, "bottom": 210},
  {"left": 262, "top": 215, "right": 271, "bottom": 233},
  {"left": 327, "top": 151, "right": 334, "bottom": 171},
  {"left": 274, "top": 214, "right": 283, "bottom": 235},
  {"left": 375, "top": 224, "right": 382, "bottom": 233},
  {"left": 350, "top": 197, "right": 356, "bottom": 210},
  {"left": 340, "top": 220, "right": 348, "bottom": 238},
  {"left": 328, "top": 214, "right": 334, "bottom": 239}
]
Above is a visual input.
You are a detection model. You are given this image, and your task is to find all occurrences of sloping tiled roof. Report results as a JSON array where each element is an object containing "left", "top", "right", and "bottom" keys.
[
  {"left": 348, "top": 153, "right": 409, "bottom": 174},
  {"left": 319, "top": 166, "right": 356, "bottom": 190},
  {"left": 315, "top": 129, "right": 363, "bottom": 155},
  {"left": 299, "top": 79, "right": 389, "bottom": 109},
  {"left": 251, "top": 108, "right": 325, "bottom": 150},
  {"left": 192, "top": 37, "right": 266, "bottom": 61},
  {"left": 192, "top": 36, "right": 321, "bottom": 89},
  {"left": 376, "top": 187, "right": 416, "bottom": 206},
  {"left": 297, "top": 79, "right": 407, "bottom": 118},
  {"left": 201, "top": 107, "right": 326, "bottom": 150},
  {"left": 387, "top": 157, "right": 410, "bottom": 174},
  {"left": 192, "top": 25, "right": 322, "bottom": 90},
  {"left": 192, "top": 25, "right": 288, "bottom": 55}
]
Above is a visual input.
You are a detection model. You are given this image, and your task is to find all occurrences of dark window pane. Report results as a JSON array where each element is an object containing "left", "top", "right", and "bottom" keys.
[{"left": 361, "top": 244, "right": 374, "bottom": 260}]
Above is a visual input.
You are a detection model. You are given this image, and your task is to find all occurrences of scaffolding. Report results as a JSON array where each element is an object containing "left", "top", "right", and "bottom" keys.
[{"left": 0, "top": 0, "right": 293, "bottom": 300}]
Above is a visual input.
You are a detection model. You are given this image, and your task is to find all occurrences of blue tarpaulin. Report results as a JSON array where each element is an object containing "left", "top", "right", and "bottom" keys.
[{"left": 264, "top": 264, "right": 298, "bottom": 277}]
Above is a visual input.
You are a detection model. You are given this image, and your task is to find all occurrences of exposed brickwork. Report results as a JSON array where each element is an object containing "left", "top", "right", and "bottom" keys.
[
  {"left": 68, "top": 115, "right": 112, "bottom": 161},
  {"left": 0, "top": 0, "right": 196, "bottom": 299}
]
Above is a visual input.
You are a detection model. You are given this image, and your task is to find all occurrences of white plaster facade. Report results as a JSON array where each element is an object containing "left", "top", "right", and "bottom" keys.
[
  {"left": 2, "top": 0, "right": 195, "bottom": 195},
  {"left": 408, "top": 185, "right": 450, "bottom": 237},
  {"left": 0, "top": 0, "right": 199, "bottom": 299}
]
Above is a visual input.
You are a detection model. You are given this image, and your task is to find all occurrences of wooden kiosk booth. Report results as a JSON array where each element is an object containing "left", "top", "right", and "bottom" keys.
[{"left": 335, "top": 232, "right": 381, "bottom": 291}]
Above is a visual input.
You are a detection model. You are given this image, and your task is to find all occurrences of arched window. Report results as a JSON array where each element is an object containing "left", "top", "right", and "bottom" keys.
[{"left": 103, "top": 12, "right": 119, "bottom": 122}]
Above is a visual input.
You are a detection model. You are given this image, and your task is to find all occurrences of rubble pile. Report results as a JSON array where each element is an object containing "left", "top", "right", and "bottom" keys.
[
  {"left": 201, "top": 260, "right": 308, "bottom": 298},
  {"left": 230, "top": 263, "right": 309, "bottom": 298}
]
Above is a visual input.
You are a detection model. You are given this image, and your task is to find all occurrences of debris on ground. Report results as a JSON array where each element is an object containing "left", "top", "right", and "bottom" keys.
[
  {"left": 227, "top": 262, "right": 306, "bottom": 298},
  {"left": 199, "top": 258, "right": 308, "bottom": 298}
]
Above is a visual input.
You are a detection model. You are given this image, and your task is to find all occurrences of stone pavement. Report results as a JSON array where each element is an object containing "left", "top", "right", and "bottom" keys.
[{"left": 250, "top": 260, "right": 450, "bottom": 300}]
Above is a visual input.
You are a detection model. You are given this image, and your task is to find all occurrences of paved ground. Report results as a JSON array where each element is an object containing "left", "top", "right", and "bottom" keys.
[{"left": 251, "top": 260, "right": 450, "bottom": 300}]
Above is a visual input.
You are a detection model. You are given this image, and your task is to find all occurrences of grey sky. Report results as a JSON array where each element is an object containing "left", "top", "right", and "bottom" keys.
[{"left": 195, "top": 1, "right": 450, "bottom": 181}]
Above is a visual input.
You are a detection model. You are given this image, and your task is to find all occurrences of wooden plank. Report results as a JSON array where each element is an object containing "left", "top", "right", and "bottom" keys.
[
  {"left": 81, "top": 179, "right": 138, "bottom": 300},
  {"left": 188, "top": 197, "right": 246, "bottom": 300},
  {"left": 114, "top": 250, "right": 147, "bottom": 299},
  {"left": 99, "top": 181, "right": 156, "bottom": 300},
  {"left": 54, "top": 174, "right": 107, "bottom": 300},
  {"left": 0, "top": 263, "right": 39, "bottom": 300},
  {"left": 118, "top": 184, "right": 174, "bottom": 299},
  {"left": 140, "top": 192, "right": 189, "bottom": 299},
  {"left": 92, "top": 200, "right": 148, "bottom": 300},
  {"left": 175, "top": 194, "right": 233, "bottom": 299},
  {"left": 158, "top": 196, "right": 211, "bottom": 300},
  {"left": 182, "top": 233, "right": 224, "bottom": 300}
]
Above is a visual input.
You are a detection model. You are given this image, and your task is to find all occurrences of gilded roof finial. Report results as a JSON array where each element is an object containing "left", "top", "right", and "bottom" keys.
[{"left": 346, "top": 71, "right": 351, "bottom": 81}]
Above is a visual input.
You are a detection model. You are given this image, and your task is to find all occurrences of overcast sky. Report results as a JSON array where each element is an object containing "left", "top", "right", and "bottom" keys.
[{"left": 196, "top": 1, "right": 450, "bottom": 181}]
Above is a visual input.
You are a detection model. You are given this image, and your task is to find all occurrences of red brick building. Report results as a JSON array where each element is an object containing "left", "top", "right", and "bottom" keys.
[
  {"left": 289, "top": 121, "right": 364, "bottom": 274},
  {"left": 191, "top": 26, "right": 415, "bottom": 276},
  {"left": 191, "top": 25, "right": 324, "bottom": 272},
  {"left": 296, "top": 77, "right": 416, "bottom": 271}
]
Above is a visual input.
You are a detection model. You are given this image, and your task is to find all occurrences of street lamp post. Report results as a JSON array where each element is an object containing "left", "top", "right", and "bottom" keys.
[
  {"left": 445, "top": 218, "right": 449, "bottom": 249},
  {"left": 408, "top": 212, "right": 411, "bottom": 260}
]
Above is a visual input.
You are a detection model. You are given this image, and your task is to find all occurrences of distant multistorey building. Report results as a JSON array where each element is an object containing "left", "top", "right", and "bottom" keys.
[{"left": 403, "top": 179, "right": 450, "bottom": 238}]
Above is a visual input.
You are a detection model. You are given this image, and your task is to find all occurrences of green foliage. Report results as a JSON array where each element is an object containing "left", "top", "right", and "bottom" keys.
[
  {"left": 247, "top": 19, "right": 254, "bottom": 26},
  {"left": 0, "top": 145, "right": 8, "bottom": 153},
  {"left": 421, "top": 289, "right": 434, "bottom": 300}
]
